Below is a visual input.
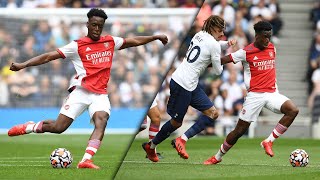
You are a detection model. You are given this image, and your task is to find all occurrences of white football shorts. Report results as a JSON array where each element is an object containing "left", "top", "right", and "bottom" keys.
[
  {"left": 239, "top": 91, "right": 289, "bottom": 122},
  {"left": 60, "top": 87, "right": 111, "bottom": 122},
  {"left": 150, "top": 98, "right": 158, "bottom": 109}
]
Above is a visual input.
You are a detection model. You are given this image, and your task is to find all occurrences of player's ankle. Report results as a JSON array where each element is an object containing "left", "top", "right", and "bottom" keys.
[
  {"left": 150, "top": 141, "right": 156, "bottom": 149},
  {"left": 25, "top": 123, "right": 35, "bottom": 134}
]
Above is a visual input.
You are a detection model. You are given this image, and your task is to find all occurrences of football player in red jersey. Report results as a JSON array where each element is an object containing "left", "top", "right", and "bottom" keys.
[
  {"left": 8, "top": 8, "right": 168, "bottom": 169},
  {"left": 137, "top": 97, "right": 164, "bottom": 159},
  {"left": 203, "top": 21, "right": 299, "bottom": 165}
]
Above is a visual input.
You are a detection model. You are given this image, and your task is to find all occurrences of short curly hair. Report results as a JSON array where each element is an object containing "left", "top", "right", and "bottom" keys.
[
  {"left": 87, "top": 8, "right": 108, "bottom": 20},
  {"left": 254, "top": 21, "right": 272, "bottom": 34}
]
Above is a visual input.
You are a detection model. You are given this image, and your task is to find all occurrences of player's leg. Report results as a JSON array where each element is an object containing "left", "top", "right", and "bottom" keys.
[
  {"left": 77, "top": 93, "right": 110, "bottom": 169},
  {"left": 204, "top": 92, "right": 264, "bottom": 164},
  {"left": 261, "top": 93, "right": 299, "bottom": 157},
  {"left": 8, "top": 113, "right": 74, "bottom": 136},
  {"left": 143, "top": 79, "right": 191, "bottom": 162},
  {"left": 147, "top": 106, "right": 161, "bottom": 141},
  {"left": 8, "top": 88, "right": 89, "bottom": 136},
  {"left": 204, "top": 119, "right": 250, "bottom": 165},
  {"left": 147, "top": 105, "right": 164, "bottom": 159},
  {"left": 173, "top": 85, "right": 218, "bottom": 159}
]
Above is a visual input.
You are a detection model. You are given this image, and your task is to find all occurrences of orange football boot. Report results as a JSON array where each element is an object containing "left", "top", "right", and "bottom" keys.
[
  {"left": 8, "top": 121, "right": 35, "bottom": 137},
  {"left": 142, "top": 142, "right": 159, "bottom": 162},
  {"left": 260, "top": 140, "right": 274, "bottom": 157},
  {"left": 203, "top": 156, "right": 222, "bottom": 165},
  {"left": 171, "top": 137, "right": 189, "bottom": 159},
  {"left": 77, "top": 159, "right": 100, "bottom": 169}
]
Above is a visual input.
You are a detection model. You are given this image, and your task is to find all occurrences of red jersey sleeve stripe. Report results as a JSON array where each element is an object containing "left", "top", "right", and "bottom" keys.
[
  {"left": 119, "top": 38, "right": 126, "bottom": 49},
  {"left": 56, "top": 49, "right": 66, "bottom": 59},
  {"left": 228, "top": 54, "right": 235, "bottom": 64}
]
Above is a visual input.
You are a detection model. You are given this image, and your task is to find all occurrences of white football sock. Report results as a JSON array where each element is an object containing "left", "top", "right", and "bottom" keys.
[{"left": 181, "top": 134, "right": 189, "bottom": 142}]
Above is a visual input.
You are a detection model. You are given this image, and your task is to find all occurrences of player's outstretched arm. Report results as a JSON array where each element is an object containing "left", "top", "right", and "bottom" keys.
[
  {"left": 10, "top": 51, "right": 63, "bottom": 71},
  {"left": 219, "top": 39, "right": 237, "bottom": 50},
  {"left": 221, "top": 55, "right": 233, "bottom": 65},
  {"left": 120, "top": 34, "right": 168, "bottom": 49}
]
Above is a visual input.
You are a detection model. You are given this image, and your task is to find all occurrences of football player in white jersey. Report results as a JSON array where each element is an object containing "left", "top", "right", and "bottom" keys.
[
  {"left": 142, "top": 15, "right": 236, "bottom": 162},
  {"left": 203, "top": 21, "right": 299, "bottom": 165},
  {"left": 7, "top": 8, "right": 168, "bottom": 169}
]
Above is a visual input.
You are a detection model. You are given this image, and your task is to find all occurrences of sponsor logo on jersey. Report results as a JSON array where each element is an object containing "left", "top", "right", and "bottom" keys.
[
  {"left": 85, "top": 51, "right": 112, "bottom": 64},
  {"left": 252, "top": 59, "right": 275, "bottom": 71}
]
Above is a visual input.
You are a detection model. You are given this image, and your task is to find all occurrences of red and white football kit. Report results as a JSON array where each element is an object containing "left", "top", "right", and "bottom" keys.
[
  {"left": 57, "top": 35, "right": 125, "bottom": 120},
  {"left": 229, "top": 43, "right": 289, "bottom": 122}
]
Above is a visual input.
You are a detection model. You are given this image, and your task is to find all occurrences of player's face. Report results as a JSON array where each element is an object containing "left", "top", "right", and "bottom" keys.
[
  {"left": 211, "top": 27, "right": 224, "bottom": 41},
  {"left": 87, "top": 16, "right": 105, "bottom": 41},
  {"left": 255, "top": 31, "right": 271, "bottom": 50}
]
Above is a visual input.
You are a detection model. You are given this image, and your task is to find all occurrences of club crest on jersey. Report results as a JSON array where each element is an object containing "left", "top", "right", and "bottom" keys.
[
  {"left": 269, "top": 51, "right": 273, "bottom": 58},
  {"left": 242, "top": 109, "right": 246, "bottom": 115},
  {"left": 64, "top": 105, "right": 70, "bottom": 110},
  {"left": 104, "top": 42, "right": 109, "bottom": 48}
]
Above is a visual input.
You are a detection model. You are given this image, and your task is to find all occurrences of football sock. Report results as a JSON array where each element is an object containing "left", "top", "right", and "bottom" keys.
[
  {"left": 26, "top": 121, "right": 43, "bottom": 133},
  {"left": 266, "top": 123, "right": 288, "bottom": 142},
  {"left": 183, "top": 115, "right": 213, "bottom": 141},
  {"left": 151, "top": 120, "right": 177, "bottom": 148},
  {"left": 149, "top": 123, "right": 160, "bottom": 141},
  {"left": 81, "top": 139, "right": 101, "bottom": 162},
  {"left": 181, "top": 134, "right": 188, "bottom": 141},
  {"left": 25, "top": 123, "right": 35, "bottom": 133},
  {"left": 215, "top": 140, "right": 233, "bottom": 161}
]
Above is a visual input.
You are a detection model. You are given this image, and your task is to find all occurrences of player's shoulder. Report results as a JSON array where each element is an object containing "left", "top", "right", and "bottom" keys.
[
  {"left": 268, "top": 42, "right": 275, "bottom": 49},
  {"left": 100, "top": 35, "right": 114, "bottom": 40},
  {"left": 199, "top": 31, "right": 219, "bottom": 48},
  {"left": 243, "top": 43, "right": 255, "bottom": 52}
]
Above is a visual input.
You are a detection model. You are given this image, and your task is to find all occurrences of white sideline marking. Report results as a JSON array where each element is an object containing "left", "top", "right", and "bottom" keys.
[
  {"left": 0, "top": 164, "right": 46, "bottom": 167},
  {"left": 122, "top": 160, "right": 320, "bottom": 167},
  {"left": 0, "top": 156, "right": 82, "bottom": 160},
  {"left": 0, "top": 162, "right": 50, "bottom": 163}
]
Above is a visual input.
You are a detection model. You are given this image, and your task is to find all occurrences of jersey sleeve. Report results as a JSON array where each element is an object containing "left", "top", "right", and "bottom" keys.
[
  {"left": 112, "top": 36, "right": 125, "bottom": 50},
  {"left": 210, "top": 42, "right": 223, "bottom": 75},
  {"left": 230, "top": 49, "right": 246, "bottom": 63},
  {"left": 56, "top": 41, "right": 78, "bottom": 59},
  {"left": 219, "top": 41, "right": 229, "bottom": 51}
]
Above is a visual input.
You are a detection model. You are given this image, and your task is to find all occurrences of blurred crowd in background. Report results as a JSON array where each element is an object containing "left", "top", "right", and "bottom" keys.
[
  {"left": 308, "top": 0, "right": 320, "bottom": 124},
  {"left": 0, "top": 0, "right": 283, "bottom": 134}
]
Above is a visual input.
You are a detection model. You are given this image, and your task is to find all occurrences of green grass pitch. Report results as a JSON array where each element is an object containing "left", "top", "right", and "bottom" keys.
[
  {"left": 116, "top": 136, "right": 320, "bottom": 180},
  {"left": 0, "top": 134, "right": 133, "bottom": 180}
]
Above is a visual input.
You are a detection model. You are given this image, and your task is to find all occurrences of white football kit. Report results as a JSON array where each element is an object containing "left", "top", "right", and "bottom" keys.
[{"left": 172, "top": 31, "right": 229, "bottom": 91}]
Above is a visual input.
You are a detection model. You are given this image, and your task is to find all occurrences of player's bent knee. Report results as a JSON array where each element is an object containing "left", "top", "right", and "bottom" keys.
[
  {"left": 291, "top": 107, "right": 299, "bottom": 117},
  {"left": 171, "top": 119, "right": 182, "bottom": 128},
  {"left": 208, "top": 110, "right": 219, "bottom": 120},
  {"left": 212, "top": 110, "right": 219, "bottom": 120}
]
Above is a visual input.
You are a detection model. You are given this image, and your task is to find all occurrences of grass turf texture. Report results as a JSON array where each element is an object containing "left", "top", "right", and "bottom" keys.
[
  {"left": 0, "top": 134, "right": 133, "bottom": 180},
  {"left": 116, "top": 136, "right": 320, "bottom": 180}
]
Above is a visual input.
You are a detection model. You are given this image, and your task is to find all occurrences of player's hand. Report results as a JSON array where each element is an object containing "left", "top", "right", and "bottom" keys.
[
  {"left": 228, "top": 39, "right": 237, "bottom": 46},
  {"left": 10, "top": 62, "right": 26, "bottom": 71},
  {"left": 157, "top": 34, "right": 168, "bottom": 45}
]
